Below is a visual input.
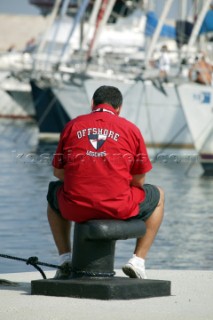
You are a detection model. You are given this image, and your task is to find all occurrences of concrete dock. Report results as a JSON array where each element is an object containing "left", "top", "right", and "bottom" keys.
[{"left": 0, "top": 269, "right": 212, "bottom": 320}]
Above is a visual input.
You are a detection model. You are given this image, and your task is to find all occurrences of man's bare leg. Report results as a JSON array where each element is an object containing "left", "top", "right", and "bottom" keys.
[
  {"left": 47, "top": 204, "right": 71, "bottom": 255},
  {"left": 134, "top": 187, "right": 165, "bottom": 258}
]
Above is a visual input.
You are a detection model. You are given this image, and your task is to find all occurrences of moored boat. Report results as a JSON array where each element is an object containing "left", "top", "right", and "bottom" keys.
[{"left": 178, "top": 83, "right": 213, "bottom": 175}]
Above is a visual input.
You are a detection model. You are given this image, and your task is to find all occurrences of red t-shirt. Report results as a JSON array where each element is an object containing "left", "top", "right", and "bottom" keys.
[{"left": 52, "top": 104, "right": 152, "bottom": 222}]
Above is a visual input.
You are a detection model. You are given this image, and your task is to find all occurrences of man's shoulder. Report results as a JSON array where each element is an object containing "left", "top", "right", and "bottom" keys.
[
  {"left": 63, "top": 113, "right": 141, "bottom": 137},
  {"left": 65, "top": 113, "right": 90, "bottom": 127},
  {"left": 60, "top": 114, "right": 89, "bottom": 137},
  {"left": 118, "top": 116, "right": 141, "bottom": 133}
]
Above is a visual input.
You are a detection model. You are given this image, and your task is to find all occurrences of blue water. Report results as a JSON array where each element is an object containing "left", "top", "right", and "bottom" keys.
[{"left": 0, "top": 120, "right": 212, "bottom": 274}]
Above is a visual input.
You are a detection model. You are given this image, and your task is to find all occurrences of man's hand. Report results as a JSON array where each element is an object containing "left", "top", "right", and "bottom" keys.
[
  {"left": 53, "top": 168, "right": 64, "bottom": 181},
  {"left": 131, "top": 174, "right": 146, "bottom": 188}
]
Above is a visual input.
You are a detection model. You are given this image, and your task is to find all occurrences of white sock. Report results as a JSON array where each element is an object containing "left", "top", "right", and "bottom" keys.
[
  {"left": 132, "top": 254, "right": 145, "bottom": 266},
  {"left": 59, "top": 252, "right": 72, "bottom": 265}
]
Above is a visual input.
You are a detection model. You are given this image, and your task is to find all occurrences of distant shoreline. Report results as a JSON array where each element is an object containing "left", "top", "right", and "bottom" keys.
[{"left": 0, "top": 14, "right": 47, "bottom": 51}]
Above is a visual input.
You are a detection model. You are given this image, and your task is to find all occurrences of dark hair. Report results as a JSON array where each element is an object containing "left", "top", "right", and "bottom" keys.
[{"left": 92, "top": 85, "right": 123, "bottom": 109}]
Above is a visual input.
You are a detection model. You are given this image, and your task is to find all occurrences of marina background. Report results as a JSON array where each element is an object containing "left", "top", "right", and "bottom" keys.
[
  {"left": 0, "top": 0, "right": 193, "bottom": 51},
  {"left": 0, "top": 0, "right": 192, "bottom": 17},
  {"left": 0, "top": 1, "right": 212, "bottom": 275},
  {"left": 0, "top": 120, "right": 212, "bottom": 274}
]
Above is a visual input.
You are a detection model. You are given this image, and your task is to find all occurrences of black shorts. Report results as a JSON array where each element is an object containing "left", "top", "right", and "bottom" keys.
[
  {"left": 47, "top": 181, "right": 160, "bottom": 221},
  {"left": 129, "top": 184, "right": 160, "bottom": 221},
  {"left": 47, "top": 180, "right": 63, "bottom": 215}
]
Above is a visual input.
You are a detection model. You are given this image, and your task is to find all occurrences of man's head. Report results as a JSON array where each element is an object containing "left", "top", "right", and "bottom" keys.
[
  {"left": 161, "top": 45, "right": 168, "bottom": 52},
  {"left": 92, "top": 86, "right": 123, "bottom": 112}
]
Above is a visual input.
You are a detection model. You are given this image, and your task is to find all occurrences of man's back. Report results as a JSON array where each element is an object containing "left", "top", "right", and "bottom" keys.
[
  {"left": 47, "top": 85, "right": 163, "bottom": 281},
  {"left": 53, "top": 104, "right": 152, "bottom": 222}
]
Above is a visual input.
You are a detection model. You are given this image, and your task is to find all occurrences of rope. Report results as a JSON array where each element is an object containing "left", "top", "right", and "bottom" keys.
[
  {"left": 72, "top": 269, "right": 115, "bottom": 278},
  {"left": 0, "top": 253, "right": 115, "bottom": 279},
  {"left": 0, "top": 253, "right": 61, "bottom": 279}
]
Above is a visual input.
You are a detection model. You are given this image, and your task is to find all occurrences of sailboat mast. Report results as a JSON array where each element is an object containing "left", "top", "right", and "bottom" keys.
[
  {"left": 187, "top": 0, "right": 212, "bottom": 47},
  {"left": 58, "top": 0, "right": 90, "bottom": 63},
  {"left": 45, "top": 0, "right": 70, "bottom": 69},
  {"left": 32, "top": 0, "right": 62, "bottom": 74},
  {"left": 180, "top": 0, "right": 188, "bottom": 20},
  {"left": 86, "top": 0, "right": 116, "bottom": 61},
  {"left": 82, "top": 0, "right": 102, "bottom": 48},
  {"left": 145, "top": 0, "right": 174, "bottom": 67}
]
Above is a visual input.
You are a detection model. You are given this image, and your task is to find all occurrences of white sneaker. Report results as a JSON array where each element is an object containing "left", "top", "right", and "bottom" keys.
[{"left": 122, "top": 257, "right": 147, "bottom": 279}]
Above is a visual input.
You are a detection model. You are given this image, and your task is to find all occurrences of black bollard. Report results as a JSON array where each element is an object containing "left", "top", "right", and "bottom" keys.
[
  {"left": 31, "top": 219, "right": 171, "bottom": 300},
  {"left": 71, "top": 219, "right": 146, "bottom": 277}
]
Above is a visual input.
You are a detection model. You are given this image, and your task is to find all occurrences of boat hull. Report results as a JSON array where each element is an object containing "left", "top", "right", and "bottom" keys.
[
  {"left": 0, "top": 74, "right": 35, "bottom": 120},
  {"left": 0, "top": 88, "right": 34, "bottom": 120},
  {"left": 30, "top": 78, "right": 194, "bottom": 150},
  {"left": 178, "top": 83, "right": 213, "bottom": 175}
]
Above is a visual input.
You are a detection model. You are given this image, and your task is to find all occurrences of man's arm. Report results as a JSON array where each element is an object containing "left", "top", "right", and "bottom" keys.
[
  {"left": 53, "top": 167, "right": 64, "bottom": 181},
  {"left": 131, "top": 174, "right": 146, "bottom": 188}
]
